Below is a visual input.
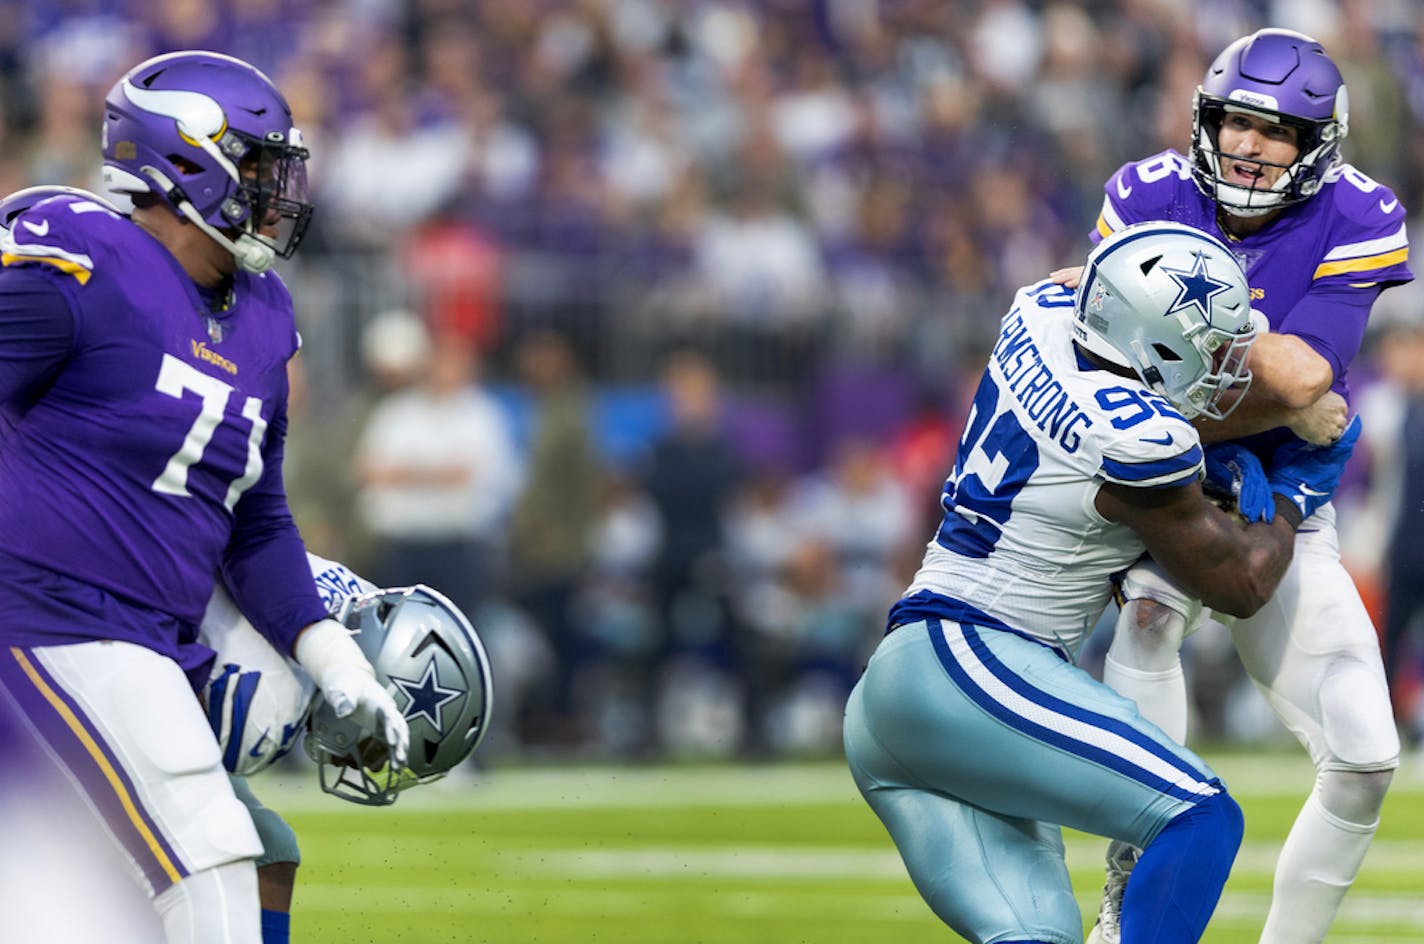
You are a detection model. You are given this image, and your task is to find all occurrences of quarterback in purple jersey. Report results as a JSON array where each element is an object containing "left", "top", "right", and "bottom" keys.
[
  {"left": 1053, "top": 30, "right": 1413, "bottom": 944},
  {"left": 0, "top": 53, "right": 408, "bottom": 944}
]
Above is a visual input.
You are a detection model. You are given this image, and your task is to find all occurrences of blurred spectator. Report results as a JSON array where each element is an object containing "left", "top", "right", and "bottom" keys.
[
  {"left": 574, "top": 469, "right": 664, "bottom": 757},
  {"left": 722, "top": 463, "right": 805, "bottom": 754},
  {"left": 639, "top": 349, "right": 744, "bottom": 749},
  {"left": 398, "top": 209, "right": 505, "bottom": 353},
  {"left": 318, "top": 44, "right": 471, "bottom": 246},
  {"left": 506, "top": 329, "right": 604, "bottom": 746},
  {"left": 691, "top": 177, "right": 827, "bottom": 384},
  {"left": 788, "top": 435, "right": 918, "bottom": 633},
  {"left": 1348, "top": 283, "right": 1424, "bottom": 739},
  {"left": 354, "top": 327, "right": 522, "bottom": 618},
  {"left": 289, "top": 308, "right": 431, "bottom": 570}
]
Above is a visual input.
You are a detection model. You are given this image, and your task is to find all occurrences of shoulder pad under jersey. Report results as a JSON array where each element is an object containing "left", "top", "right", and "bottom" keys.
[
  {"left": 1310, "top": 164, "right": 1412, "bottom": 287},
  {"left": 0, "top": 194, "right": 130, "bottom": 285},
  {"left": 1094, "top": 150, "right": 1198, "bottom": 242},
  {"left": 1095, "top": 391, "right": 1203, "bottom": 489}
]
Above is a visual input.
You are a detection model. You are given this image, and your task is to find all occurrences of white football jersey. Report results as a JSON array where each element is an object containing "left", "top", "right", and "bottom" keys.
[
  {"left": 199, "top": 553, "right": 374, "bottom": 775},
  {"left": 903, "top": 280, "right": 1204, "bottom": 654}
]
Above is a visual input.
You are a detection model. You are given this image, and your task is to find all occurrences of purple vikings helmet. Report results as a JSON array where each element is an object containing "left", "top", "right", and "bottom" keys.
[
  {"left": 305, "top": 585, "right": 494, "bottom": 806},
  {"left": 1191, "top": 29, "right": 1348, "bottom": 217},
  {"left": 0, "top": 186, "right": 122, "bottom": 229},
  {"left": 101, "top": 50, "right": 314, "bottom": 272}
]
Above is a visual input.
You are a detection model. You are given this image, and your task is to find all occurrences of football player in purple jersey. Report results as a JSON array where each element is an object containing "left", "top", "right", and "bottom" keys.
[
  {"left": 0, "top": 53, "right": 409, "bottom": 944},
  {"left": 1051, "top": 29, "right": 1413, "bottom": 944}
]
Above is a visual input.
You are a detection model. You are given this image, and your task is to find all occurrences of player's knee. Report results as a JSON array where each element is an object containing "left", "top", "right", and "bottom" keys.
[
  {"left": 229, "top": 777, "right": 298, "bottom": 867},
  {"left": 1111, "top": 599, "right": 1187, "bottom": 668},
  {"left": 1161, "top": 790, "right": 1243, "bottom": 863},
  {"left": 154, "top": 859, "right": 261, "bottom": 944},
  {"left": 1199, "top": 790, "right": 1244, "bottom": 851},
  {"left": 249, "top": 806, "right": 301, "bottom": 868},
  {"left": 1318, "top": 659, "right": 1400, "bottom": 770},
  {"left": 1317, "top": 767, "right": 1394, "bottom": 827},
  {"left": 194, "top": 787, "right": 266, "bottom": 862}
]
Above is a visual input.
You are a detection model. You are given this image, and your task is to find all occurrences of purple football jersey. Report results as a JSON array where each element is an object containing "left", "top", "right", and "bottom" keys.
[
  {"left": 1093, "top": 149, "right": 1413, "bottom": 406},
  {"left": 0, "top": 194, "right": 326, "bottom": 675}
]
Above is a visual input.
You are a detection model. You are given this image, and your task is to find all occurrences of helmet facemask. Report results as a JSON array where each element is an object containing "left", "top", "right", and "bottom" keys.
[
  {"left": 1158, "top": 313, "right": 1256, "bottom": 419},
  {"left": 226, "top": 129, "right": 314, "bottom": 260},
  {"left": 1191, "top": 92, "right": 1346, "bottom": 217}
]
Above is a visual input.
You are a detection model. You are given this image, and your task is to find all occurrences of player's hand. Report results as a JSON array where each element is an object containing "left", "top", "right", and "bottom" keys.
[
  {"left": 1050, "top": 265, "right": 1084, "bottom": 289},
  {"left": 1203, "top": 443, "right": 1274, "bottom": 523},
  {"left": 1267, "top": 414, "right": 1362, "bottom": 520},
  {"left": 1287, "top": 390, "right": 1348, "bottom": 445},
  {"left": 295, "top": 618, "right": 410, "bottom": 769},
  {"left": 319, "top": 665, "right": 410, "bottom": 770}
]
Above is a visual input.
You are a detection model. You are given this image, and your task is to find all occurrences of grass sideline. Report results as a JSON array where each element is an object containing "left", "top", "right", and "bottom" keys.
[{"left": 270, "top": 751, "right": 1424, "bottom": 943}]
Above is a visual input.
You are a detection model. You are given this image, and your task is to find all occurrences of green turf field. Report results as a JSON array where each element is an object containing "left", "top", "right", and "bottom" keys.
[{"left": 272, "top": 751, "right": 1424, "bottom": 943}]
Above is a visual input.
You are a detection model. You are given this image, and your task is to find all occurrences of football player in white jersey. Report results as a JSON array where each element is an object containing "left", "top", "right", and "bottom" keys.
[
  {"left": 1050, "top": 30, "right": 1411, "bottom": 944},
  {"left": 199, "top": 553, "right": 494, "bottom": 944},
  {"left": 844, "top": 221, "right": 1362, "bottom": 944}
]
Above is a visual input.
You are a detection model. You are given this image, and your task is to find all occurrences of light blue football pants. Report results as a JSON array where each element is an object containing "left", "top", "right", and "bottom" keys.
[{"left": 843, "top": 618, "right": 1241, "bottom": 944}]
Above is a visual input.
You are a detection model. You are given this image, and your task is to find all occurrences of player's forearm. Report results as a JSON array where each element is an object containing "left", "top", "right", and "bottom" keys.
[
  {"left": 1194, "top": 396, "right": 1302, "bottom": 443},
  {"left": 1180, "top": 498, "right": 1301, "bottom": 617},
  {"left": 1241, "top": 332, "right": 1334, "bottom": 408},
  {"left": 1197, "top": 388, "right": 1347, "bottom": 445}
]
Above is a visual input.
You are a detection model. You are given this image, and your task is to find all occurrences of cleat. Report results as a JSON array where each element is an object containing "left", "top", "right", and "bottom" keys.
[{"left": 1086, "top": 841, "right": 1139, "bottom": 944}]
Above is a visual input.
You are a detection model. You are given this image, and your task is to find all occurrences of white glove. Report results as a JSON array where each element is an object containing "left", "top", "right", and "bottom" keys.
[{"left": 294, "top": 619, "right": 410, "bottom": 769}]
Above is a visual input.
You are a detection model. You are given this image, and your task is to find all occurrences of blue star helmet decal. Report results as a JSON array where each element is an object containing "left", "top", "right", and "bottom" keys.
[
  {"left": 389, "top": 658, "right": 463, "bottom": 733},
  {"left": 1161, "top": 250, "right": 1233, "bottom": 323}
]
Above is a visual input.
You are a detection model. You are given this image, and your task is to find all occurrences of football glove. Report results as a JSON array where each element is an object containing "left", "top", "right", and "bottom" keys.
[
  {"left": 1266, "top": 414, "right": 1362, "bottom": 522},
  {"left": 294, "top": 618, "right": 410, "bottom": 770},
  {"left": 1203, "top": 442, "right": 1274, "bottom": 523}
]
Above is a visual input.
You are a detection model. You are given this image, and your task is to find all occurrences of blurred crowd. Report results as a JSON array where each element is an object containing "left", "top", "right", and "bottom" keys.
[{"left": 7, "top": 0, "right": 1424, "bottom": 760}]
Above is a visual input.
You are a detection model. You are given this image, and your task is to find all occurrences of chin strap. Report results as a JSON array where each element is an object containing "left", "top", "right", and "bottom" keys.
[{"left": 140, "top": 165, "right": 276, "bottom": 273}]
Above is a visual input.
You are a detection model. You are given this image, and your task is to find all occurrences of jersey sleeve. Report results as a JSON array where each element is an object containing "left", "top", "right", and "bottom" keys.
[
  {"left": 1092, "top": 151, "right": 1192, "bottom": 244},
  {"left": 1280, "top": 282, "right": 1377, "bottom": 390},
  {"left": 1097, "top": 410, "right": 1204, "bottom": 489},
  {"left": 222, "top": 398, "right": 330, "bottom": 653},
  {"left": 0, "top": 195, "right": 123, "bottom": 286},
  {"left": 0, "top": 265, "right": 77, "bottom": 407},
  {"left": 1313, "top": 169, "right": 1412, "bottom": 290},
  {"left": 308, "top": 554, "right": 377, "bottom": 614}
]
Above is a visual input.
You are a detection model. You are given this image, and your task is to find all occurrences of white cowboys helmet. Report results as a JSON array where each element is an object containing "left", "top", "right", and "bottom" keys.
[
  {"left": 305, "top": 585, "right": 493, "bottom": 806},
  {"left": 1074, "top": 221, "right": 1256, "bottom": 419}
]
